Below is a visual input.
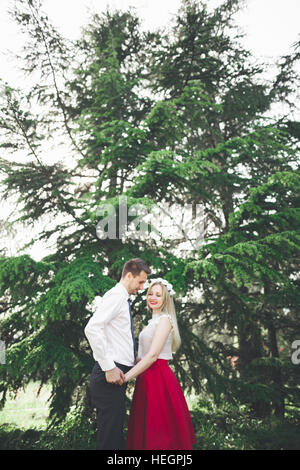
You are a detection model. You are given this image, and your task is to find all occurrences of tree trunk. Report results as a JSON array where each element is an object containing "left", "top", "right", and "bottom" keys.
[
  {"left": 265, "top": 278, "right": 285, "bottom": 418},
  {"left": 268, "top": 324, "right": 285, "bottom": 417},
  {"left": 237, "top": 287, "right": 271, "bottom": 418}
]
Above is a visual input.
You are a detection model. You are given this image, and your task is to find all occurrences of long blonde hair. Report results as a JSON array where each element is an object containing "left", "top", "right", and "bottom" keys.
[{"left": 146, "top": 282, "right": 181, "bottom": 353}]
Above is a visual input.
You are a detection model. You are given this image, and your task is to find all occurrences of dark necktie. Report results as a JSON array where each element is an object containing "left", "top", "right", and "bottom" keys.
[{"left": 128, "top": 299, "right": 137, "bottom": 361}]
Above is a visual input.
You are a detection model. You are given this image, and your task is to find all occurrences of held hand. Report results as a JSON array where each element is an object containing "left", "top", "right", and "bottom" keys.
[
  {"left": 120, "top": 371, "right": 126, "bottom": 385},
  {"left": 105, "top": 367, "right": 125, "bottom": 385},
  {"left": 124, "top": 358, "right": 141, "bottom": 383}
]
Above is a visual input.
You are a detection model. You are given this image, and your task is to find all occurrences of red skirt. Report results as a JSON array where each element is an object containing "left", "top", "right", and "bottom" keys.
[{"left": 126, "top": 359, "right": 196, "bottom": 450}]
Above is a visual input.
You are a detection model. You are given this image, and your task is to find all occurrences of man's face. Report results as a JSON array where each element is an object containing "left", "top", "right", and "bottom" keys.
[{"left": 128, "top": 270, "right": 148, "bottom": 295}]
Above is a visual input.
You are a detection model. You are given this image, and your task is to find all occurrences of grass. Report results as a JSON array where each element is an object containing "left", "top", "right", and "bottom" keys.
[
  {"left": 0, "top": 382, "right": 197, "bottom": 433},
  {"left": 0, "top": 382, "right": 51, "bottom": 430}
]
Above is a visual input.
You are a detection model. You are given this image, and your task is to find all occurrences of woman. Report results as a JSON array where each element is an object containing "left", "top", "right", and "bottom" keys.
[{"left": 125, "top": 278, "right": 196, "bottom": 450}]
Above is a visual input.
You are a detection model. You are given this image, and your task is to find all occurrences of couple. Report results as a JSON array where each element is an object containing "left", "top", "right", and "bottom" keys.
[{"left": 84, "top": 258, "right": 196, "bottom": 450}]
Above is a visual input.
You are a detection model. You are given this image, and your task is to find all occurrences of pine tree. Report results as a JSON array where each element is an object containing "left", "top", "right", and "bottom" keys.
[{"left": 0, "top": 0, "right": 299, "bottom": 428}]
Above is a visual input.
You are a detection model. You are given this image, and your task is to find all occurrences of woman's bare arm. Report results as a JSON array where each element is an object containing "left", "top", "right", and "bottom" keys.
[{"left": 124, "top": 317, "right": 172, "bottom": 382}]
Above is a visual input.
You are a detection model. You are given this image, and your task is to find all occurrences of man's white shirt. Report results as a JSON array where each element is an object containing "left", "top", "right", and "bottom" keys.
[{"left": 84, "top": 282, "right": 135, "bottom": 371}]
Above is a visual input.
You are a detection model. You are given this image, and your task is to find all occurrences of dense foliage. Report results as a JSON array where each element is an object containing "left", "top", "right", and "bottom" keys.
[{"left": 0, "top": 0, "right": 299, "bottom": 439}]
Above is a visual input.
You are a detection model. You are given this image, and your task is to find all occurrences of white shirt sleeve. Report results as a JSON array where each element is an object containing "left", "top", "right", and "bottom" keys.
[{"left": 84, "top": 292, "right": 123, "bottom": 371}]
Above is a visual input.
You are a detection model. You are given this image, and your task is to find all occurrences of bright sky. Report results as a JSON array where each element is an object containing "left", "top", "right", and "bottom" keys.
[{"left": 0, "top": 0, "right": 300, "bottom": 87}]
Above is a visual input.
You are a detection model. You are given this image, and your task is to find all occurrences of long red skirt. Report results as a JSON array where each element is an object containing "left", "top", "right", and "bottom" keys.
[{"left": 126, "top": 359, "right": 196, "bottom": 450}]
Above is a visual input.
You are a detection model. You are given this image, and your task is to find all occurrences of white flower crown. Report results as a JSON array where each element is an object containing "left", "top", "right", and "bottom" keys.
[{"left": 144, "top": 277, "right": 175, "bottom": 296}]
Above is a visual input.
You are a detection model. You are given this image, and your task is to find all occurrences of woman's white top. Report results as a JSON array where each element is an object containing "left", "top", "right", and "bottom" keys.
[{"left": 138, "top": 313, "right": 174, "bottom": 360}]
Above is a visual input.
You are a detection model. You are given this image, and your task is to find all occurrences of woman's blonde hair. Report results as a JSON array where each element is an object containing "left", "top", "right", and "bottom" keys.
[{"left": 146, "top": 282, "right": 181, "bottom": 353}]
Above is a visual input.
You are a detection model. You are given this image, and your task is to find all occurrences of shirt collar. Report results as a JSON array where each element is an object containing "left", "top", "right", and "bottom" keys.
[{"left": 117, "top": 281, "right": 130, "bottom": 299}]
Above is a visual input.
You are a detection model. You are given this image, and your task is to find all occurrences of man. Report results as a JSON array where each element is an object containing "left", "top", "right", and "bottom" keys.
[{"left": 84, "top": 258, "right": 151, "bottom": 450}]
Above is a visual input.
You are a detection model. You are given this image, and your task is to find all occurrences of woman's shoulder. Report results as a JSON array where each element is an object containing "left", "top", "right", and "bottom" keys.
[{"left": 154, "top": 313, "right": 173, "bottom": 329}]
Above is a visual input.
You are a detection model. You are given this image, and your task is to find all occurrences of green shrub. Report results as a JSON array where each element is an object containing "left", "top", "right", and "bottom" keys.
[
  {"left": 1, "top": 399, "right": 299, "bottom": 450},
  {"left": 0, "top": 407, "right": 96, "bottom": 450},
  {"left": 191, "top": 398, "right": 300, "bottom": 450}
]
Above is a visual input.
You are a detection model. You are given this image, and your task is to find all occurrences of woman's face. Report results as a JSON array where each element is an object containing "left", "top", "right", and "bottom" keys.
[{"left": 147, "top": 283, "right": 164, "bottom": 312}]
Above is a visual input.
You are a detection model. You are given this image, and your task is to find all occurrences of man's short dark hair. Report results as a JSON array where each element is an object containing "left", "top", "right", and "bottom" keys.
[{"left": 121, "top": 258, "right": 151, "bottom": 278}]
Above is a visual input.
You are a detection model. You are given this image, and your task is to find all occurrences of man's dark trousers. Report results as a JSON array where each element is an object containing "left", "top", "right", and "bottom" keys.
[{"left": 90, "top": 361, "right": 131, "bottom": 450}]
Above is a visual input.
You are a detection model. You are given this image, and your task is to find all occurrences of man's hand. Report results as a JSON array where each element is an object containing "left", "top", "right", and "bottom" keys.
[{"left": 105, "top": 367, "right": 125, "bottom": 385}]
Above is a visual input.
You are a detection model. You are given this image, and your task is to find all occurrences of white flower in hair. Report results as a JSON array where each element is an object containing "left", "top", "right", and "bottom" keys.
[{"left": 147, "top": 277, "right": 176, "bottom": 296}]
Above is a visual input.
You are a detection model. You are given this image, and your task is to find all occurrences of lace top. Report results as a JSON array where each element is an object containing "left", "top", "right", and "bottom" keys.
[{"left": 138, "top": 313, "right": 174, "bottom": 360}]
